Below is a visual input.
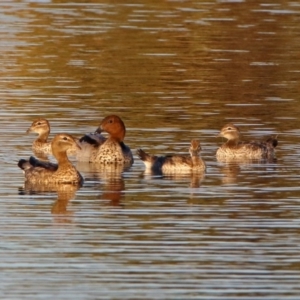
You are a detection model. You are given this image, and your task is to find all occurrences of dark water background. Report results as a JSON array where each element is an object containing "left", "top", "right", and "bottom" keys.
[{"left": 1, "top": 1, "right": 300, "bottom": 299}]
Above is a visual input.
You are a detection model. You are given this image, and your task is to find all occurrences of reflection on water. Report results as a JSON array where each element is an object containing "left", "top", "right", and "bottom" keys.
[
  {"left": 219, "top": 161, "right": 242, "bottom": 185},
  {"left": 1, "top": 0, "right": 300, "bottom": 299},
  {"left": 19, "top": 182, "right": 81, "bottom": 215},
  {"left": 140, "top": 170, "right": 205, "bottom": 189},
  {"left": 77, "top": 162, "right": 127, "bottom": 207}
]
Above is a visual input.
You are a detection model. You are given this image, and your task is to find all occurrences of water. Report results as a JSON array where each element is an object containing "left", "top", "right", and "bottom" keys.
[{"left": 1, "top": 0, "right": 300, "bottom": 299}]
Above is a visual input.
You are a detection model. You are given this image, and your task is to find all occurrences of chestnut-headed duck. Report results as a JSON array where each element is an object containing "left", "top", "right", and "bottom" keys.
[
  {"left": 216, "top": 123, "right": 278, "bottom": 160},
  {"left": 77, "top": 115, "right": 133, "bottom": 165},
  {"left": 26, "top": 118, "right": 78, "bottom": 156},
  {"left": 18, "top": 133, "right": 84, "bottom": 185},
  {"left": 137, "top": 139, "right": 206, "bottom": 173}
]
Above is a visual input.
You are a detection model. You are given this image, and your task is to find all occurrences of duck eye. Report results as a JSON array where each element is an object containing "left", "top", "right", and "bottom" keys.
[
  {"left": 109, "top": 119, "right": 113, "bottom": 123},
  {"left": 63, "top": 137, "right": 68, "bottom": 141},
  {"left": 227, "top": 127, "right": 232, "bottom": 130},
  {"left": 37, "top": 122, "right": 41, "bottom": 125}
]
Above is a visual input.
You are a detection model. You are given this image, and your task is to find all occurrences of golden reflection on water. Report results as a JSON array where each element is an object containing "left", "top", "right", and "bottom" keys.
[{"left": 3, "top": 0, "right": 299, "bottom": 131}]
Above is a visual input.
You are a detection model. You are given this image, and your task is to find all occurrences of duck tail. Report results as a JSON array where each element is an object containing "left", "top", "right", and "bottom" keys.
[
  {"left": 266, "top": 136, "right": 278, "bottom": 148},
  {"left": 18, "top": 159, "right": 31, "bottom": 170},
  {"left": 136, "top": 149, "right": 152, "bottom": 162}
]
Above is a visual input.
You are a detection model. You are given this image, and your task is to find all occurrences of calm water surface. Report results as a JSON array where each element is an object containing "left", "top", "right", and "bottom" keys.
[{"left": 1, "top": 0, "right": 300, "bottom": 299}]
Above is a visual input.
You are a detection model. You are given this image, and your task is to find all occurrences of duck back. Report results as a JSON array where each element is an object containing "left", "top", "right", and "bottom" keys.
[{"left": 217, "top": 137, "right": 278, "bottom": 160}]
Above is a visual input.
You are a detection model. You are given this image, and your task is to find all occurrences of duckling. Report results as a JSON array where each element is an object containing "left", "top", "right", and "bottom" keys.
[
  {"left": 216, "top": 123, "right": 278, "bottom": 160},
  {"left": 77, "top": 115, "right": 133, "bottom": 165},
  {"left": 18, "top": 133, "right": 84, "bottom": 185},
  {"left": 137, "top": 139, "right": 206, "bottom": 173},
  {"left": 26, "top": 118, "right": 79, "bottom": 157}
]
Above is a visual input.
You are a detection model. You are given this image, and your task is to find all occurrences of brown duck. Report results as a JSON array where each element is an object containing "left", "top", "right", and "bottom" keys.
[
  {"left": 137, "top": 139, "right": 206, "bottom": 173},
  {"left": 18, "top": 133, "right": 84, "bottom": 185},
  {"left": 216, "top": 123, "right": 278, "bottom": 160},
  {"left": 26, "top": 118, "right": 79, "bottom": 156},
  {"left": 77, "top": 115, "right": 133, "bottom": 165}
]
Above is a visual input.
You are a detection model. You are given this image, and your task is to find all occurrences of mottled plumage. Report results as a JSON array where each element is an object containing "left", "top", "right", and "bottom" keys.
[
  {"left": 216, "top": 123, "right": 277, "bottom": 160},
  {"left": 137, "top": 139, "right": 206, "bottom": 173},
  {"left": 76, "top": 115, "right": 133, "bottom": 165},
  {"left": 18, "top": 133, "right": 84, "bottom": 185}
]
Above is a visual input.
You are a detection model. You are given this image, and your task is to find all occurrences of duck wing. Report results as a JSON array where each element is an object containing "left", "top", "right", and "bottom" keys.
[
  {"left": 79, "top": 133, "right": 106, "bottom": 146},
  {"left": 18, "top": 156, "right": 58, "bottom": 171},
  {"left": 76, "top": 133, "right": 107, "bottom": 162},
  {"left": 29, "top": 156, "right": 58, "bottom": 171}
]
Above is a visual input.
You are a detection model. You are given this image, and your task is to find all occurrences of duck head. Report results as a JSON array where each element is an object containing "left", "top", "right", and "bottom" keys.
[
  {"left": 26, "top": 118, "right": 50, "bottom": 137},
  {"left": 51, "top": 133, "right": 81, "bottom": 157},
  {"left": 218, "top": 123, "right": 240, "bottom": 141},
  {"left": 96, "top": 115, "right": 126, "bottom": 143}
]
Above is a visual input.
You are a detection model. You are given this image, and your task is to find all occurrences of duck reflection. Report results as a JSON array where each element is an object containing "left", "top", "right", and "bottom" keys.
[
  {"left": 140, "top": 169, "right": 205, "bottom": 188},
  {"left": 19, "top": 182, "right": 81, "bottom": 216},
  {"left": 50, "top": 184, "right": 79, "bottom": 215},
  {"left": 76, "top": 162, "right": 127, "bottom": 207},
  {"left": 101, "top": 176, "right": 125, "bottom": 207},
  {"left": 217, "top": 157, "right": 277, "bottom": 185},
  {"left": 165, "top": 172, "right": 205, "bottom": 188},
  {"left": 218, "top": 161, "right": 241, "bottom": 185}
]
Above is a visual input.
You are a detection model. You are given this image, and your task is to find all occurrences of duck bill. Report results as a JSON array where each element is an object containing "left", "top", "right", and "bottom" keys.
[
  {"left": 95, "top": 126, "right": 102, "bottom": 134},
  {"left": 26, "top": 127, "right": 33, "bottom": 134}
]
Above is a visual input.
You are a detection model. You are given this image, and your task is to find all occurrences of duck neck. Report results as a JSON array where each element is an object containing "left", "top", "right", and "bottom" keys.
[
  {"left": 226, "top": 138, "right": 239, "bottom": 147},
  {"left": 37, "top": 131, "right": 49, "bottom": 143},
  {"left": 190, "top": 149, "right": 199, "bottom": 157},
  {"left": 191, "top": 156, "right": 201, "bottom": 165},
  {"left": 110, "top": 132, "right": 125, "bottom": 144},
  {"left": 53, "top": 149, "right": 72, "bottom": 169},
  {"left": 190, "top": 149, "right": 201, "bottom": 164}
]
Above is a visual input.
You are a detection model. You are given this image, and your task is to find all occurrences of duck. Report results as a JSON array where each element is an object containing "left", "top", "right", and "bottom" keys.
[
  {"left": 77, "top": 115, "right": 133, "bottom": 165},
  {"left": 216, "top": 123, "right": 278, "bottom": 160},
  {"left": 26, "top": 118, "right": 52, "bottom": 155},
  {"left": 26, "top": 118, "right": 78, "bottom": 157},
  {"left": 18, "top": 133, "right": 84, "bottom": 185},
  {"left": 137, "top": 139, "right": 206, "bottom": 173}
]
